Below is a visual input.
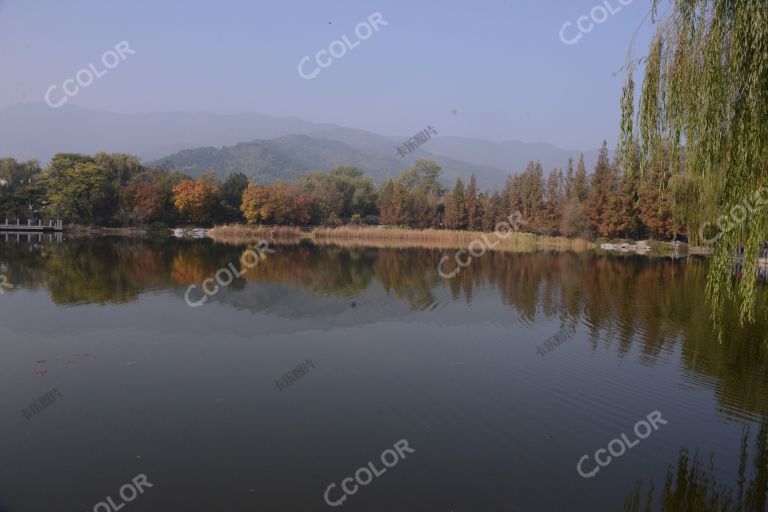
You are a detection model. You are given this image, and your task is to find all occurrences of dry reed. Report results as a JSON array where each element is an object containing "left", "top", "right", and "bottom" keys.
[{"left": 209, "top": 224, "right": 594, "bottom": 252}]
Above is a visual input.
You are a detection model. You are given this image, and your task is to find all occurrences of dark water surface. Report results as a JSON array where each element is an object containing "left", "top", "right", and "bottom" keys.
[{"left": 0, "top": 236, "right": 766, "bottom": 512}]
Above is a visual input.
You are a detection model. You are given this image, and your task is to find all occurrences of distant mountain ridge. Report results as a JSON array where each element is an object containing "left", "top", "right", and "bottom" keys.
[
  {"left": 151, "top": 135, "right": 399, "bottom": 184},
  {"left": 0, "top": 102, "right": 605, "bottom": 186},
  {"left": 150, "top": 134, "right": 507, "bottom": 186}
]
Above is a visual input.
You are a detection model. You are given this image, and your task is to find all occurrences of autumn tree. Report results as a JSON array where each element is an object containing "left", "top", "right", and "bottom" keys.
[
  {"left": 503, "top": 174, "right": 523, "bottom": 222},
  {"left": 638, "top": 157, "right": 674, "bottom": 239},
  {"left": 604, "top": 150, "right": 642, "bottom": 239},
  {"left": 241, "top": 182, "right": 310, "bottom": 225},
  {"left": 583, "top": 142, "right": 616, "bottom": 237},
  {"left": 481, "top": 191, "right": 502, "bottom": 232},
  {"left": 172, "top": 177, "right": 220, "bottom": 224},
  {"left": 123, "top": 170, "right": 170, "bottom": 225},
  {"left": 560, "top": 196, "right": 587, "bottom": 238},
  {"left": 378, "top": 179, "right": 408, "bottom": 226}
]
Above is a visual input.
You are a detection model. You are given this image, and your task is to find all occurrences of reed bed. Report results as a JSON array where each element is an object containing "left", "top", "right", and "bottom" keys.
[
  {"left": 314, "top": 227, "right": 594, "bottom": 252},
  {"left": 209, "top": 224, "right": 594, "bottom": 252},
  {"left": 207, "top": 225, "right": 305, "bottom": 245}
]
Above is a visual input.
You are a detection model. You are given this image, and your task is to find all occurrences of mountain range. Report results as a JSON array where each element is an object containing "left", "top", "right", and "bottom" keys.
[{"left": 0, "top": 103, "right": 605, "bottom": 187}]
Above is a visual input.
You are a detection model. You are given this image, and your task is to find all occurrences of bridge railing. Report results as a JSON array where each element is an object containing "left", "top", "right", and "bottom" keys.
[{"left": 0, "top": 219, "right": 63, "bottom": 230}]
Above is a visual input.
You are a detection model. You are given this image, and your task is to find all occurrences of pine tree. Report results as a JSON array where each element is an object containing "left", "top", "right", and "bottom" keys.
[
  {"left": 560, "top": 195, "right": 586, "bottom": 237},
  {"left": 573, "top": 153, "right": 588, "bottom": 202},
  {"left": 475, "top": 192, "right": 488, "bottom": 232},
  {"left": 465, "top": 174, "right": 479, "bottom": 231},
  {"left": 503, "top": 174, "right": 523, "bottom": 222},
  {"left": 480, "top": 192, "right": 497, "bottom": 232},
  {"left": 520, "top": 162, "right": 545, "bottom": 233},
  {"left": 490, "top": 190, "right": 504, "bottom": 227},
  {"left": 543, "top": 168, "right": 564, "bottom": 235},
  {"left": 379, "top": 179, "right": 407, "bottom": 226},
  {"left": 443, "top": 177, "right": 467, "bottom": 230},
  {"left": 564, "top": 157, "right": 575, "bottom": 200}
]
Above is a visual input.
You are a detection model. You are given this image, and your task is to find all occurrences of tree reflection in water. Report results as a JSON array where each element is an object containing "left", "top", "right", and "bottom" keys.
[
  {"left": 1, "top": 237, "right": 768, "bottom": 509},
  {"left": 624, "top": 415, "right": 768, "bottom": 512}
]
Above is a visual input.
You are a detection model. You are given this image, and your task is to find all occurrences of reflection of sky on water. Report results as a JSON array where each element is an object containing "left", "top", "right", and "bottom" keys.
[{"left": 0, "top": 239, "right": 767, "bottom": 511}]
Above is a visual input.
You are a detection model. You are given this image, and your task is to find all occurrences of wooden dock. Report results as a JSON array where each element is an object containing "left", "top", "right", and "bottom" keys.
[{"left": 0, "top": 219, "right": 63, "bottom": 232}]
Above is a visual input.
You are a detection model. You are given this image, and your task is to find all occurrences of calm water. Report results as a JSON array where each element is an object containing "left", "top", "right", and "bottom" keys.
[{"left": 0, "top": 235, "right": 766, "bottom": 512}]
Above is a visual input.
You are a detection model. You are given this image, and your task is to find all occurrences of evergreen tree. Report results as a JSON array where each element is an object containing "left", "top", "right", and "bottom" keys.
[
  {"left": 465, "top": 174, "right": 479, "bottom": 231},
  {"left": 379, "top": 179, "right": 407, "bottom": 226},
  {"left": 564, "top": 157, "right": 575, "bottom": 200},
  {"left": 503, "top": 174, "right": 523, "bottom": 222},
  {"left": 543, "top": 168, "right": 564, "bottom": 235},
  {"left": 443, "top": 177, "right": 467, "bottom": 230},
  {"left": 490, "top": 190, "right": 504, "bottom": 227},
  {"left": 480, "top": 192, "right": 497, "bottom": 232},
  {"left": 220, "top": 172, "right": 249, "bottom": 222},
  {"left": 519, "top": 162, "right": 545, "bottom": 233},
  {"left": 399, "top": 160, "right": 444, "bottom": 228},
  {"left": 573, "top": 153, "right": 589, "bottom": 202},
  {"left": 560, "top": 196, "right": 587, "bottom": 237}
]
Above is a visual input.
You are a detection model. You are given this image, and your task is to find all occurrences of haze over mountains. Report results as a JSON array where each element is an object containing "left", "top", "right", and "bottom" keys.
[{"left": 0, "top": 103, "right": 604, "bottom": 186}]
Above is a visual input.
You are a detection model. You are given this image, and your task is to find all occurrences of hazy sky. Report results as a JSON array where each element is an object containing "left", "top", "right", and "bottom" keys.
[{"left": 0, "top": 0, "right": 657, "bottom": 149}]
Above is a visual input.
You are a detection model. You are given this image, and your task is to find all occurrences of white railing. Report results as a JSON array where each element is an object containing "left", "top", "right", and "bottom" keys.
[{"left": 0, "top": 219, "right": 63, "bottom": 230}]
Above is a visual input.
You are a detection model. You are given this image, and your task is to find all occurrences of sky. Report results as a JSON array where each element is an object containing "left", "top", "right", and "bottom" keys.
[{"left": 0, "top": 0, "right": 658, "bottom": 149}]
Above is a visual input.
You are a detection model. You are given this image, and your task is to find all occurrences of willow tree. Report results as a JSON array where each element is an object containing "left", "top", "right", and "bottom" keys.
[{"left": 621, "top": 0, "right": 768, "bottom": 331}]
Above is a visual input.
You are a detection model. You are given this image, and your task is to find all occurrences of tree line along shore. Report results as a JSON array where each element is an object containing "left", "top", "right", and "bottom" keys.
[{"left": 0, "top": 140, "right": 694, "bottom": 247}]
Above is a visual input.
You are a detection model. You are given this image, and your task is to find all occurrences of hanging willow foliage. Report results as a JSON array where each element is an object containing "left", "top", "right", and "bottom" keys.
[{"left": 621, "top": 0, "right": 768, "bottom": 335}]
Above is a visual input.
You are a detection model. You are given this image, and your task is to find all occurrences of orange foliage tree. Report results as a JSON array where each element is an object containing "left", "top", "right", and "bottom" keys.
[
  {"left": 123, "top": 172, "right": 168, "bottom": 224},
  {"left": 241, "top": 182, "right": 311, "bottom": 225},
  {"left": 172, "top": 178, "right": 219, "bottom": 224}
]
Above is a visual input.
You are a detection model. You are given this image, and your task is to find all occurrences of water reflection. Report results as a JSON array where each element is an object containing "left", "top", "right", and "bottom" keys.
[
  {"left": 625, "top": 414, "right": 768, "bottom": 511},
  {"left": 2, "top": 237, "right": 767, "bottom": 416},
  {"left": 2, "top": 236, "right": 768, "bottom": 510}
]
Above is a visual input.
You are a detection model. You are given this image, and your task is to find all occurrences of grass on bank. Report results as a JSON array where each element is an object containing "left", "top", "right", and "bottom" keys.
[{"left": 208, "top": 224, "right": 595, "bottom": 252}]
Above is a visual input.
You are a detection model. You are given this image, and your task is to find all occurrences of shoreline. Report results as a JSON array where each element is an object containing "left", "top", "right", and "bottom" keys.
[
  {"left": 48, "top": 223, "right": 710, "bottom": 256},
  {"left": 206, "top": 224, "right": 694, "bottom": 255}
]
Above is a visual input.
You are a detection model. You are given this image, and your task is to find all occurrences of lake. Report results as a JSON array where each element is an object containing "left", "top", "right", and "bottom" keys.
[{"left": 0, "top": 235, "right": 766, "bottom": 511}]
